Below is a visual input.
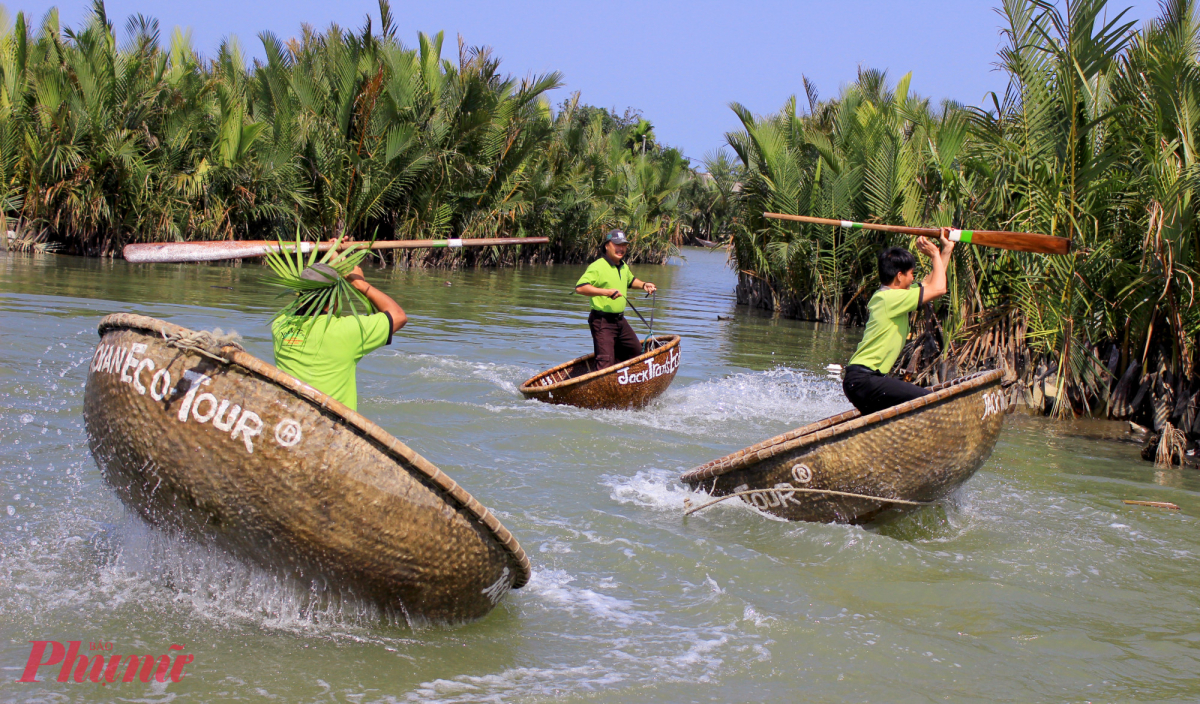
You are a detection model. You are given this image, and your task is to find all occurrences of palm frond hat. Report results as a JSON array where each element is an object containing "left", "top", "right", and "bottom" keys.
[{"left": 264, "top": 232, "right": 374, "bottom": 320}]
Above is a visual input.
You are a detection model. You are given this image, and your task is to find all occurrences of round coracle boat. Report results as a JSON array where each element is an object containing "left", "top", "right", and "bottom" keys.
[
  {"left": 83, "top": 313, "right": 530, "bottom": 623},
  {"left": 681, "top": 369, "right": 1008, "bottom": 523},
  {"left": 519, "top": 335, "right": 681, "bottom": 410}
]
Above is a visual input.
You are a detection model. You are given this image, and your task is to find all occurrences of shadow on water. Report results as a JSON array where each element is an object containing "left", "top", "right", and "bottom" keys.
[{"left": 869, "top": 504, "right": 954, "bottom": 541}]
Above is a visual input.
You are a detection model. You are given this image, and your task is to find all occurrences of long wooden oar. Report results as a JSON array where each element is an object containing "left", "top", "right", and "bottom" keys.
[
  {"left": 123, "top": 237, "right": 550, "bottom": 264},
  {"left": 764, "top": 213, "right": 1071, "bottom": 256}
]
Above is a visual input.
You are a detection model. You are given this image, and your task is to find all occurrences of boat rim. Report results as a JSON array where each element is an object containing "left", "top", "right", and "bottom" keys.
[
  {"left": 518, "top": 334, "right": 681, "bottom": 394},
  {"left": 96, "top": 312, "right": 531, "bottom": 589},
  {"left": 681, "top": 368, "right": 1004, "bottom": 484}
]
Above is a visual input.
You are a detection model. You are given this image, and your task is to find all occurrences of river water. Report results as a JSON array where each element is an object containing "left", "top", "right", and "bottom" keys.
[{"left": 1, "top": 247, "right": 1198, "bottom": 702}]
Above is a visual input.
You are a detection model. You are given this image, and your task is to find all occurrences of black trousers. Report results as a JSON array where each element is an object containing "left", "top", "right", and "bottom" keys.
[
  {"left": 589, "top": 311, "right": 642, "bottom": 370},
  {"left": 842, "top": 364, "right": 930, "bottom": 415}
]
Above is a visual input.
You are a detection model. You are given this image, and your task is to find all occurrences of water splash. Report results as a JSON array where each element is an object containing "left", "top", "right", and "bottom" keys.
[
  {"left": 109, "top": 522, "right": 399, "bottom": 634},
  {"left": 604, "top": 469, "right": 693, "bottom": 512},
  {"left": 471, "top": 366, "right": 851, "bottom": 445},
  {"left": 523, "top": 569, "right": 651, "bottom": 627}
]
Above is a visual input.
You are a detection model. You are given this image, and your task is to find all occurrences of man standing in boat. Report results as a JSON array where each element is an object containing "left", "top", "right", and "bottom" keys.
[
  {"left": 574, "top": 230, "right": 658, "bottom": 370},
  {"left": 842, "top": 230, "right": 954, "bottom": 415},
  {"left": 273, "top": 265, "right": 406, "bottom": 412}
]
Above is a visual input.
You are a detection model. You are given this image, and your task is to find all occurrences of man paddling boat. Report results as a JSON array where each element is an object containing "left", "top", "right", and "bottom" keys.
[
  {"left": 272, "top": 265, "right": 406, "bottom": 411},
  {"left": 574, "top": 230, "right": 658, "bottom": 370},
  {"left": 843, "top": 230, "right": 954, "bottom": 415}
]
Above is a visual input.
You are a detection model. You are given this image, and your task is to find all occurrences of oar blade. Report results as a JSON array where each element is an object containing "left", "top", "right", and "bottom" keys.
[
  {"left": 762, "top": 212, "right": 1071, "bottom": 256},
  {"left": 123, "top": 237, "right": 550, "bottom": 263},
  {"left": 958, "top": 230, "right": 1071, "bottom": 256},
  {"left": 123, "top": 241, "right": 286, "bottom": 263}
]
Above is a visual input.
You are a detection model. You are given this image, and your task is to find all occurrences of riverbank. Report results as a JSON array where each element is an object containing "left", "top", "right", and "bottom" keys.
[
  {"left": 0, "top": 3, "right": 729, "bottom": 265},
  {"left": 722, "top": 1, "right": 1200, "bottom": 459},
  {"left": 2, "top": 247, "right": 1198, "bottom": 700}
]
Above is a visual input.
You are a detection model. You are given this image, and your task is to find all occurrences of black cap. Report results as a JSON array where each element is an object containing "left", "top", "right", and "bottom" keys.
[{"left": 604, "top": 229, "right": 628, "bottom": 245}]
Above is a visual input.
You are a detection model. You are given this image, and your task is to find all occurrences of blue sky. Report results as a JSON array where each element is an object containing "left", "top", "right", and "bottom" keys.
[{"left": 7, "top": 0, "right": 1162, "bottom": 163}]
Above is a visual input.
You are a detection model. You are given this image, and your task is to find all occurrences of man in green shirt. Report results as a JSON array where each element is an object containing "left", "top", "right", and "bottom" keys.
[
  {"left": 843, "top": 230, "right": 954, "bottom": 415},
  {"left": 574, "top": 230, "right": 658, "bottom": 369},
  {"left": 272, "top": 265, "right": 406, "bottom": 411}
]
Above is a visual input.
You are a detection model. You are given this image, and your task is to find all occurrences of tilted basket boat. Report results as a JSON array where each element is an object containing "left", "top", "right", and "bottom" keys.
[
  {"left": 83, "top": 314, "right": 530, "bottom": 623},
  {"left": 519, "top": 335, "right": 681, "bottom": 410},
  {"left": 680, "top": 370, "right": 1007, "bottom": 523}
]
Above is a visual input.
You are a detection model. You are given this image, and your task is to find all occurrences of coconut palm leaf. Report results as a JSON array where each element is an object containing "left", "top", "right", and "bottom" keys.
[{"left": 265, "top": 230, "right": 373, "bottom": 321}]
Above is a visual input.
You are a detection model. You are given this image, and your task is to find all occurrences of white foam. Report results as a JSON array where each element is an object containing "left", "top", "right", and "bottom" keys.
[
  {"left": 612, "top": 367, "right": 851, "bottom": 438},
  {"left": 401, "top": 665, "right": 627, "bottom": 703},
  {"left": 670, "top": 633, "right": 729, "bottom": 672},
  {"left": 524, "top": 569, "right": 650, "bottom": 627},
  {"left": 387, "top": 359, "right": 850, "bottom": 444},
  {"left": 743, "top": 604, "right": 776, "bottom": 627},
  {"left": 604, "top": 469, "right": 789, "bottom": 521},
  {"left": 605, "top": 469, "right": 692, "bottom": 512}
]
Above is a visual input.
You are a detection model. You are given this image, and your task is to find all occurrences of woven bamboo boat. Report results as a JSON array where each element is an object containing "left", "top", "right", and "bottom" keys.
[
  {"left": 83, "top": 313, "right": 529, "bottom": 623},
  {"left": 519, "top": 335, "right": 681, "bottom": 410},
  {"left": 681, "top": 369, "right": 1007, "bottom": 523}
]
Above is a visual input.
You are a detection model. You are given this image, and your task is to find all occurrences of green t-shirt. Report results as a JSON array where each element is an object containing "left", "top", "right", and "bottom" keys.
[
  {"left": 847, "top": 286, "right": 922, "bottom": 373},
  {"left": 271, "top": 312, "right": 393, "bottom": 411},
  {"left": 576, "top": 257, "right": 635, "bottom": 313}
]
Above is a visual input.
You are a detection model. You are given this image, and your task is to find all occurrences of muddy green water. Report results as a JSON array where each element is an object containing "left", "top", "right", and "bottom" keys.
[{"left": 1, "top": 248, "right": 1198, "bottom": 702}]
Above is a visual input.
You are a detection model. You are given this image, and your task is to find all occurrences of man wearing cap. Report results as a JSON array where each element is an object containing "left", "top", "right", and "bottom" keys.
[{"left": 574, "top": 229, "right": 658, "bottom": 370}]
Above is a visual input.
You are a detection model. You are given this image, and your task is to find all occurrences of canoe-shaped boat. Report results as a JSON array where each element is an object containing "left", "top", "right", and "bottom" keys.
[
  {"left": 519, "top": 335, "right": 681, "bottom": 410},
  {"left": 680, "top": 369, "right": 1007, "bottom": 523},
  {"left": 83, "top": 313, "right": 529, "bottom": 623}
]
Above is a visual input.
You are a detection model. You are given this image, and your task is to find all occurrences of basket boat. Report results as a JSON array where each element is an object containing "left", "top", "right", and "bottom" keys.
[
  {"left": 83, "top": 313, "right": 530, "bottom": 623},
  {"left": 680, "top": 370, "right": 1007, "bottom": 523},
  {"left": 519, "top": 335, "right": 681, "bottom": 410}
]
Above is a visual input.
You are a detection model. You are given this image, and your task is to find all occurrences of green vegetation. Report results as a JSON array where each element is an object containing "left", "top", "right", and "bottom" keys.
[
  {"left": 727, "top": 0, "right": 1200, "bottom": 445},
  {"left": 264, "top": 233, "right": 371, "bottom": 321},
  {"left": 8, "top": 0, "right": 1189, "bottom": 444},
  {"left": 0, "top": 0, "right": 726, "bottom": 264}
]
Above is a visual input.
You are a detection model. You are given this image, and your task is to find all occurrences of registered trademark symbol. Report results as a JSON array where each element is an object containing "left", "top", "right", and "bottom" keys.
[{"left": 274, "top": 419, "right": 302, "bottom": 447}]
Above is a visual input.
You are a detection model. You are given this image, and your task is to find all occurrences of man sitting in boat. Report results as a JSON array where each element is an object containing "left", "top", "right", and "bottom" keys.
[
  {"left": 842, "top": 230, "right": 954, "bottom": 415},
  {"left": 272, "top": 265, "right": 406, "bottom": 411},
  {"left": 574, "top": 229, "right": 658, "bottom": 370}
]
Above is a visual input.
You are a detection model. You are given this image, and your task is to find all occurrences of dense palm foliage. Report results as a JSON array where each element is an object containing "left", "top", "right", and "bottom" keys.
[
  {"left": 13, "top": 0, "right": 1195, "bottom": 446},
  {"left": 0, "top": 1, "right": 725, "bottom": 263},
  {"left": 729, "top": 0, "right": 1200, "bottom": 445}
]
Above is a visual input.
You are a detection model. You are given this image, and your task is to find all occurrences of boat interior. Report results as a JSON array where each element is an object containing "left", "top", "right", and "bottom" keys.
[{"left": 538, "top": 338, "right": 668, "bottom": 386}]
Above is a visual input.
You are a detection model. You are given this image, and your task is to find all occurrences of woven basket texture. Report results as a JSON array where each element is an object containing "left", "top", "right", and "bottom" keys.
[
  {"left": 519, "top": 335, "right": 681, "bottom": 410},
  {"left": 84, "top": 313, "right": 529, "bottom": 622},
  {"left": 681, "top": 370, "right": 1006, "bottom": 523}
]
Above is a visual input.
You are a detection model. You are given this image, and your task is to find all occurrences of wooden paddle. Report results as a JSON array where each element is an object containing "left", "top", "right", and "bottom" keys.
[
  {"left": 123, "top": 237, "right": 550, "bottom": 264},
  {"left": 763, "top": 213, "right": 1071, "bottom": 256}
]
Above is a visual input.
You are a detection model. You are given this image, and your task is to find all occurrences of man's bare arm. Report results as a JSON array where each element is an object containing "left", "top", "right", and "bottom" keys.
[
  {"left": 576, "top": 284, "right": 621, "bottom": 299},
  {"left": 629, "top": 278, "right": 657, "bottom": 295},
  {"left": 917, "top": 230, "right": 955, "bottom": 302},
  {"left": 347, "top": 267, "right": 407, "bottom": 332}
]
